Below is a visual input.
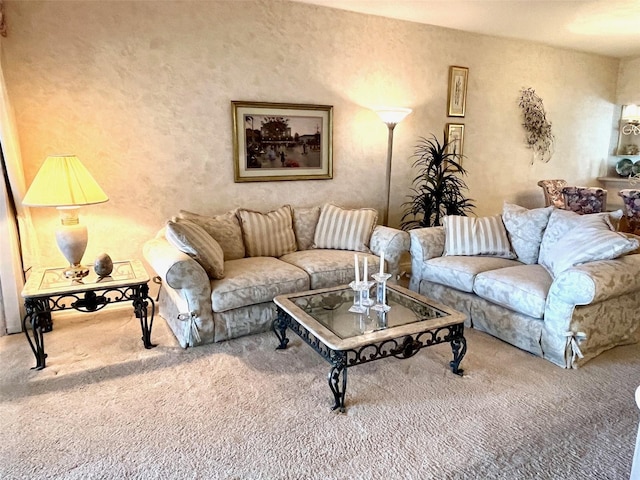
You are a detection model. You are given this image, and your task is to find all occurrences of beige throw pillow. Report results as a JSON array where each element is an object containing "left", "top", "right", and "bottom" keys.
[
  {"left": 443, "top": 215, "right": 516, "bottom": 259},
  {"left": 541, "top": 226, "right": 640, "bottom": 277},
  {"left": 178, "top": 209, "right": 245, "bottom": 260},
  {"left": 537, "top": 208, "right": 620, "bottom": 267},
  {"left": 293, "top": 206, "right": 321, "bottom": 251},
  {"left": 502, "top": 203, "right": 553, "bottom": 264},
  {"left": 237, "top": 205, "right": 297, "bottom": 257},
  {"left": 165, "top": 220, "right": 225, "bottom": 279},
  {"left": 313, "top": 204, "right": 378, "bottom": 252}
]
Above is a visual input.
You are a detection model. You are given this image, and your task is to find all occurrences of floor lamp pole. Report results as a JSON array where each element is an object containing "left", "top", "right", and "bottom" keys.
[
  {"left": 374, "top": 107, "right": 412, "bottom": 227},
  {"left": 382, "top": 122, "right": 396, "bottom": 227}
]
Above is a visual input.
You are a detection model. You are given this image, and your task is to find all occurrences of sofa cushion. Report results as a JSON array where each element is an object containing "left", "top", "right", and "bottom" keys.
[
  {"left": 443, "top": 215, "right": 516, "bottom": 259},
  {"left": 210, "top": 257, "right": 309, "bottom": 312},
  {"left": 280, "top": 249, "right": 381, "bottom": 290},
  {"left": 178, "top": 209, "right": 245, "bottom": 260},
  {"left": 502, "top": 203, "right": 553, "bottom": 264},
  {"left": 313, "top": 203, "right": 378, "bottom": 252},
  {"left": 422, "top": 256, "right": 523, "bottom": 293},
  {"left": 165, "top": 220, "right": 225, "bottom": 279},
  {"left": 538, "top": 208, "right": 621, "bottom": 265},
  {"left": 293, "top": 206, "right": 321, "bottom": 251},
  {"left": 541, "top": 226, "right": 640, "bottom": 277},
  {"left": 237, "top": 205, "right": 297, "bottom": 257},
  {"left": 473, "top": 265, "right": 552, "bottom": 319}
]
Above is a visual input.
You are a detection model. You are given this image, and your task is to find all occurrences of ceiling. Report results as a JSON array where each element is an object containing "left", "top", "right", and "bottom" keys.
[{"left": 292, "top": 0, "right": 640, "bottom": 58}]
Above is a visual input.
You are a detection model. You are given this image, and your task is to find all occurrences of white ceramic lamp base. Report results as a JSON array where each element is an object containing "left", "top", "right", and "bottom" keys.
[{"left": 55, "top": 207, "right": 89, "bottom": 279}]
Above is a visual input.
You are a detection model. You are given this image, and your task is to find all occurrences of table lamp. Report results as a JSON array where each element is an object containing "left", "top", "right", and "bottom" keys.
[{"left": 22, "top": 155, "right": 108, "bottom": 279}]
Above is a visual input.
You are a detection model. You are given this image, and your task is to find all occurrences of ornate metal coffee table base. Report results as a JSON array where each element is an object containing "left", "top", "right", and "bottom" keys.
[{"left": 273, "top": 307, "right": 466, "bottom": 413}]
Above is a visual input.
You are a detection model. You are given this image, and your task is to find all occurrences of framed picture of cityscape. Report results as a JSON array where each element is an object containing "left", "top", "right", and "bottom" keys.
[{"left": 232, "top": 101, "right": 333, "bottom": 182}]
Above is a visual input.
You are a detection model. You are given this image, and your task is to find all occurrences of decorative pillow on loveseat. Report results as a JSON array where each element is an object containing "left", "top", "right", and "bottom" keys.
[
  {"left": 443, "top": 215, "right": 516, "bottom": 259},
  {"left": 502, "top": 203, "right": 553, "bottom": 264},
  {"left": 537, "top": 208, "right": 622, "bottom": 267},
  {"left": 313, "top": 203, "right": 378, "bottom": 252},
  {"left": 165, "top": 220, "right": 225, "bottom": 279},
  {"left": 237, "top": 205, "right": 297, "bottom": 257},
  {"left": 178, "top": 209, "right": 245, "bottom": 260},
  {"left": 293, "top": 206, "right": 321, "bottom": 251},
  {"left": 541, "top": 226, "right": 639, "bottom": 277}
]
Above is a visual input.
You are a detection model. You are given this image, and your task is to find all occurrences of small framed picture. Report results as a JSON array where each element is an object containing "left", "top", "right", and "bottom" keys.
[
  {"left": 232, "top": 101, "right": 333, "bottom": 182},
  {"left": 447, "top": 66, "right": 469, "bottom": 117},
  {"left": 445, "top": 123, "right": 465, "bottom": 157}
]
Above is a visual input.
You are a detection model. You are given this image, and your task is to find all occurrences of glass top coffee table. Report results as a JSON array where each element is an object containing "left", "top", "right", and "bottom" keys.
[{"left": 273, "top": 283, "right": 466, "bottom": 412}]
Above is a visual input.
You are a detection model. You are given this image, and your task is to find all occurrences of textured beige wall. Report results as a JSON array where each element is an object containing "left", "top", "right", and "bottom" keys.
[
  {"left": 1, "top": 0, "right": 619, "bottom": 269},
  {"left": 617, "top": 56, "right": 640, "bottom": 104}
]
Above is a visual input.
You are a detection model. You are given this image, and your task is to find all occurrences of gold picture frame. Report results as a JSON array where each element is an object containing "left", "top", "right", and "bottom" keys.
[
  {"left": 232, "top": 101, "right": 333, "bottom": 182},
  {"left": 445, "top": 123, "right": 465, "bottom": 158},
  {"left": 447, "top": 66, "right": 469, "bottom": 117}
]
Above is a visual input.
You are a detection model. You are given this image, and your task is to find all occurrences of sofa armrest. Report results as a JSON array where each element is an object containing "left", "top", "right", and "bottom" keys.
[
  {"left": 409, "top": 227, "right": 445, "bottom": 263},
  {"left": 543, "top": 253, "right": 640, "bottom": 367},
  {"left": 142, "top": 234, "right": 214, "bottom": 346},
  {"left": 408, "top": 227, "right": 445, "bottom": 291},
  {"left": 370, "top": 225, "right": 410, "bottom": 279},
  {"left": 549, "top": 254, "right": 640, "bottom": 305}
]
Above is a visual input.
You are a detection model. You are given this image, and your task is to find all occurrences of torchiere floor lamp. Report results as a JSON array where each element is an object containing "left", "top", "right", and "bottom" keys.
[{"left": 375, "top": 108, "right": 412, "bottom": 226}]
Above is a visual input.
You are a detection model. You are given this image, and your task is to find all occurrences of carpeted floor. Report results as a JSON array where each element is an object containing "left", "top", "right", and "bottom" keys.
[{"left": 0, "top": 308, "right": 639, "bottom": 479}]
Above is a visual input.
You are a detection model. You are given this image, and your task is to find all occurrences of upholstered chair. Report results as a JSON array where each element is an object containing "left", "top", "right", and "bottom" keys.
[
  {"left": 561, "top": 186, "right": 607, "bottom": 214},
  {"left": 618, "top": 189, "right": 640, "bottom": 234},
  {"left": 537, "top": 179, "right": 568, "bottom": 208}
]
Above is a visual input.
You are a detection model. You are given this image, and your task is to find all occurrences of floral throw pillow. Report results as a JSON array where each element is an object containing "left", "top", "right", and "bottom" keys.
[
  {"left": 178, "top": 209, "right": 245, "bottom": 260},
  {"left": 293, "top": 206, "right": 321, "bottom": 251},
  {"left": 502, "top": 203, "right": 553, "bottom": 264}
]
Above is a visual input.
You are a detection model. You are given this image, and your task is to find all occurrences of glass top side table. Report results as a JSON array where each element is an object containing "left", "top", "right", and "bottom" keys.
[{"left": 21, "top": 259, "right": 156, "bottom": 370}]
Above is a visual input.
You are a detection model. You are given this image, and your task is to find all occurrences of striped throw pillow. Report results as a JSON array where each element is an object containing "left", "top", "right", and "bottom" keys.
[
  {"left": 313, "top": 204, "right": 378, "bottom": 252},
  {"left": 443, "top": 215, "right": 516, "bottom": 259},
  {"left": 165, "top": 220, "right": 225, "bottom": 279},
  {"left": 237, "top": 205, "right": 297, "bottom": 257},
  {"left": 541, "top": 226, "right": 639, "bottom": 277},
  {"left": 178, "top": 209, "right": 245, "bottom": 260}
]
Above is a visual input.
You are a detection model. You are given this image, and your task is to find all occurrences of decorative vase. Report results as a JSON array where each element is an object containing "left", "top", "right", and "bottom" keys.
[{"left": 94, "top": 253, "right": 113, "bottom": 277}]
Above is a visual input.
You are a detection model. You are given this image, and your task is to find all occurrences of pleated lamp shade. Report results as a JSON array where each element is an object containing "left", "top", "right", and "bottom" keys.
[{"left": 23, "top": 155, "right": 108, "bottom": 207}]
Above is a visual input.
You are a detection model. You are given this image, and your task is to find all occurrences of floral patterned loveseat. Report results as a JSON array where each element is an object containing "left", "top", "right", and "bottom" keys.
[
  {"left": 143, "top": 203, "right": 409, "bottom": 348},
  {"left": 409, "top": 203, "right": 640, "bottom": 368}
]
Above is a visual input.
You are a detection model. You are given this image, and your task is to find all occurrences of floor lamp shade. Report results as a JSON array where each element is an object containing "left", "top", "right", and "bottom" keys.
[{"left": 23, "top": 155, "right": 108, "bottom": 278}]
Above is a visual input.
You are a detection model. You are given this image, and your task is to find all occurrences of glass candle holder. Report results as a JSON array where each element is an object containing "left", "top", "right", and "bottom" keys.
[
  {"left": 371, "top": 272, "right": 392, "bottom": 312},
  {"left": 348, "top": 280, "right": 368, "bottom": 313},
  {"left": 360, "top": 280, "right": 375, "bottom": 307}
]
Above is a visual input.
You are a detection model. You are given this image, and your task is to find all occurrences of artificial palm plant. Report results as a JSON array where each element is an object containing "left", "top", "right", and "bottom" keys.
[{"left": 401, "top": 134, "right": 474, "bottom": 230}]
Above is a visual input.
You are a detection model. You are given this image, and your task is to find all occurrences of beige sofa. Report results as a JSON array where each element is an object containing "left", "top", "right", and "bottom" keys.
[
  {"left": 409, "top": 204, "right": 640, "bottom": 368},
  {"left": 143, "top": 204, "right": 410, "bottom": 348}
]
